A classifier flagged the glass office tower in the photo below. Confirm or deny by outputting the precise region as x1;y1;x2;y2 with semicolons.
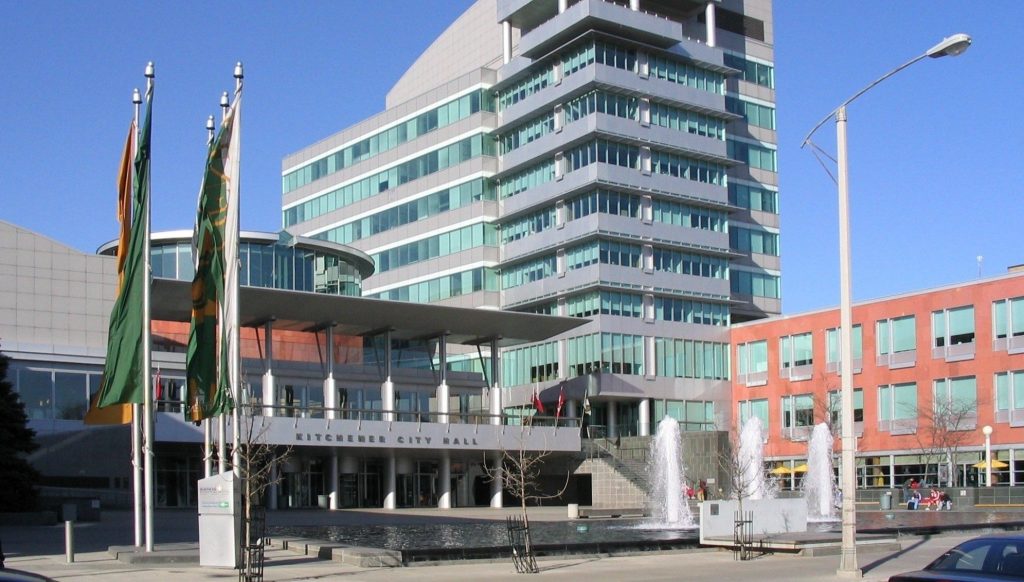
283;0;778;437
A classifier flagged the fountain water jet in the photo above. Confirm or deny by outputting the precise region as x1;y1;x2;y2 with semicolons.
803;422;838;521
645;417;694;528
738;416;774;500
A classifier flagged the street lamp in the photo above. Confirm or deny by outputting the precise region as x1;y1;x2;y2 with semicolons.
801;33;971;578
983;425;993;487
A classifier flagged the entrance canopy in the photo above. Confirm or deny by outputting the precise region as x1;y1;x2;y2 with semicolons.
151;278;586;348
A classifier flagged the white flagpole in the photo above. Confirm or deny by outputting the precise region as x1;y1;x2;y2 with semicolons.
141;61;155;553
217;91;229;475
130;87;143;549
203;114;215;480
227;63;243;476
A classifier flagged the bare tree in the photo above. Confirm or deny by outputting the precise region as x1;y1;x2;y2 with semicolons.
235;402;292;582
483;427;569;574
913;396;981;487
718;434;762;560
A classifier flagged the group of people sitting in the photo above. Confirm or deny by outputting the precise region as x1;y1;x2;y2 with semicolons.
907;486;953;510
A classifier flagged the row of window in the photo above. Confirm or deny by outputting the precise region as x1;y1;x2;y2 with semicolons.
648;53;725;95
650;149;728;186
151;241;363;296
498;112;554;154
372;223;497;274
655;296;730;326
500;188;728;247
737;298;1024;379
654;399;716;432
730;269;781;299
723;53;774;88
499;160;555;199
729;225;779;256
567;138;640;172
729;181;778;214
566;290;643;318
284;134;495;226
314;178;495;246
649;100;727;140
366;267;498;303
567;240;643;271
652;248;728;279
727;139;777;172
742;370;1024;434
653;338;731;380
725;96;776;130
282;90;493;194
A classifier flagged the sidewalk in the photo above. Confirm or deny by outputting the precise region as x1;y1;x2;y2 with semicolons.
0;508;1003;582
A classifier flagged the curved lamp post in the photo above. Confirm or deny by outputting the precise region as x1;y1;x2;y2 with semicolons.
801;33;971;578
983;425;993;487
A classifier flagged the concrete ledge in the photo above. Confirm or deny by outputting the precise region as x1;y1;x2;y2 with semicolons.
274;537;402;567
579;507;646;519
108;543;200;564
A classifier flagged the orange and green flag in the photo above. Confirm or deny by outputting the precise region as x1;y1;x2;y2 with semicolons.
185;101;238;422
91;87;151;413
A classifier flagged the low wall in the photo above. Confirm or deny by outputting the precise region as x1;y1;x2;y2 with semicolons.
699;498;807;542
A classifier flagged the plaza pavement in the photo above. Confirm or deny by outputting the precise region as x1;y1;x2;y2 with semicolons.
0;507;1015;581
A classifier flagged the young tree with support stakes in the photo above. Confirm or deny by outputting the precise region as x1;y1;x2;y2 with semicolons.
235;397;292;582
483;426;569;574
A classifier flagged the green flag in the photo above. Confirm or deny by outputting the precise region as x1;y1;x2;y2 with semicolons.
186;103;238;422
96;90;152;408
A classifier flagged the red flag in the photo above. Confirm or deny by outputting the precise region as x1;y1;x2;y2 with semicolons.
532;389;545;414
154;368;162;401
556;385;566;420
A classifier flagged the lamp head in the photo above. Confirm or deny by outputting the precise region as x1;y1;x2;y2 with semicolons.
983;425;993;436
927;33;972;58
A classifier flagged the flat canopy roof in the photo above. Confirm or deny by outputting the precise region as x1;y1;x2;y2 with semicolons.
152;278;586;348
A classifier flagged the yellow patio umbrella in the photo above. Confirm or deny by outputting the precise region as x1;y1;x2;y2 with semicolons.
793;464;809;473
973;459;1009;469
769;466;792;475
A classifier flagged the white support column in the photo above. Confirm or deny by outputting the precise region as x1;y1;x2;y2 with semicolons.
502;21;512;64
437;334;450;423
438;451;452;509
325;324;338;420
558;0;568;12
1011;449;1017;487
607;400;618;439
384;454;397;509
490;453;504;508
262;320;275;417
382;330;395;422
329;451;339;510
630;0;639;11
638;398;651;437
705;2;717;47
490;339;502;426
566;399;578;420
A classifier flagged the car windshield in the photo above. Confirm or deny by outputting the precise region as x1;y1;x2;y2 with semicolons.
928;538;1024;577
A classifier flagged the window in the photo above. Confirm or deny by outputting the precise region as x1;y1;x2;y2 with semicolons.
828;389;864;427
736;340;768;385
876;315;916;367
567;333;645;376
994;370;1024;426
779;332;813;378
738;398;769;430
730;269;781;299
933;377;977;430
781;394;814;430
826;325;863;373
656;399;716;432
932;306;975;360
728;182;778;214
654;338;729;380
993;297;1024;352
878;382;918;434
502;341;559;387
730;226;780;256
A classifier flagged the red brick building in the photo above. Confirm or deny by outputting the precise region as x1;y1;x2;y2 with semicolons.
730;270;1024;489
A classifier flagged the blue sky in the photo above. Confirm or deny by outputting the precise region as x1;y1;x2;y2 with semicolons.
1;1;1019;314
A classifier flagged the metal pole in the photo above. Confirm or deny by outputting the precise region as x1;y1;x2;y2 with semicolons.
65;520;75;563
131;86;143;548
218;90;229;476
142;61;155;553
204;114;215;480
836;105;861;577
230;63;244;477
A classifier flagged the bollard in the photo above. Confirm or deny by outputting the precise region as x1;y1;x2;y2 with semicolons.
65;520;75;563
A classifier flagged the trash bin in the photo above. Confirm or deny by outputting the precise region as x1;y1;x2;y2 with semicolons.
880;491;892;510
